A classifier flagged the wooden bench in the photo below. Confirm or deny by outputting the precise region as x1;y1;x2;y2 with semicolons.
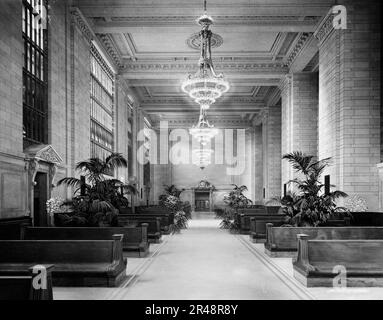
249;215;287;243
23;226;150;257
265;224;383;257
293;234;383;287
0;217;32;240
238;207;282;233
0;236;127;287
0;265;54;300
130;212;174;234
120;206;174;234
118;215;162;243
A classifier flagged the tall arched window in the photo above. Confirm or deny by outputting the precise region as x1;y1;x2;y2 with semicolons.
22;0;48;147
90;44;115;164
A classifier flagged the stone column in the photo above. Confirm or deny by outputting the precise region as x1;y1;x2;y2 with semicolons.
253;125;263;203
262;105;282;202
280;73;319;186
314;0;381;210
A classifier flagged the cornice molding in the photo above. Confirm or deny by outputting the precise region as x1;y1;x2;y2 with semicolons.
152;117;254;129
120;62;288;73
90;44;115;78
140;96;265;106
99;15;320;27
252;108;269;126
98;34;124;68
70;7;94;44
265;87;281;107
285;32;312;67
70;7;119;73
313;8;335;45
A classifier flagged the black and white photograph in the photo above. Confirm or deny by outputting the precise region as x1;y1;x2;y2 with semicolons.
0;0;382;308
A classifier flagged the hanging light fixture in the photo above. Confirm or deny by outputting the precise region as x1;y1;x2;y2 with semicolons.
181;0;229;109
192;147;213;170
189;107;219;146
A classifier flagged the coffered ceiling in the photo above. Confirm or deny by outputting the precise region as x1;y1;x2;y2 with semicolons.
75;0;332;126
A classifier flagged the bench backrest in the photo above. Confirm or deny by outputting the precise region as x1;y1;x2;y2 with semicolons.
0;217;32;240
296;235;383;271
250;215;287;234
118;216;161;233
0;265;53;300
122;213;174;226
240;207;267;215
136;206;171;214
266;224;383;250
265;206;281;214
0;237;123;264
24;226;147;244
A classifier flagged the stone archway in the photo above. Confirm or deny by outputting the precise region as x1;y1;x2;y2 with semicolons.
24;145;63;226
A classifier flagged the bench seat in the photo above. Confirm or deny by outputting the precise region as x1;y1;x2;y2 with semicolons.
23;226;150;258
293;236;383;287
249;215;287;243
0;265;54;300
0;237;127;287
118;216;162;243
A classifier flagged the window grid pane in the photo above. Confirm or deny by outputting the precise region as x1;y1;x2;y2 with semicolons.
22;0;48;146
90;45;115;162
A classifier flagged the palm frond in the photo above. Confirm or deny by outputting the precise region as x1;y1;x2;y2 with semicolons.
57;177;86;188
282;151;314;175
104;153;128;172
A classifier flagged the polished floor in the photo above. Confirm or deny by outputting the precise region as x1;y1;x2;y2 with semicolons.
54;213;383;300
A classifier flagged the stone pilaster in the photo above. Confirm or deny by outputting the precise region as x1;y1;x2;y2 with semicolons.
315;0;381;210
262;106;282;202
280;73;319;186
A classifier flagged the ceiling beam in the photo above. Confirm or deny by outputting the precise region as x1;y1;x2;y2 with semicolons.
125;79;281;87
121;71;287;80
77;1;333;18
93;23;317;34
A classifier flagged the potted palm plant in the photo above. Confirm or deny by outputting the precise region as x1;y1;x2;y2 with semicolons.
280;151;350;227
56;153;130;227
219;184;253;232
159;184;189;234
264;152;352;256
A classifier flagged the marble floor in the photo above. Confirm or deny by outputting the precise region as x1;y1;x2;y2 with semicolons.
54;214;383;300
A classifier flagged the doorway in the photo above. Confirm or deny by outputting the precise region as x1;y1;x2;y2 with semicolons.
195;191;210;211
33;172;48;226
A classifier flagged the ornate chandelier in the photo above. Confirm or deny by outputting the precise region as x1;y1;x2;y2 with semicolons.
181;0;229;109
192;147;213;170
189;107;218;146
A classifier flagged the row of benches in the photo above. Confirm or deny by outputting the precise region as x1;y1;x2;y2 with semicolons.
263;224;383;287
0;209;176;299
237;208;350;236
237;208;383;287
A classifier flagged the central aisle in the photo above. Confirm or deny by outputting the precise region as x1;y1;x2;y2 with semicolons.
114;216;309;300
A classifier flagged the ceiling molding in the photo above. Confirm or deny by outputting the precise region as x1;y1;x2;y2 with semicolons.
313;8;335;45
97;34;124;68
264;87;281;107
70;7;119;73
186;32;224;50
284;32;312;67
120;61;288;75
70;7;94;43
